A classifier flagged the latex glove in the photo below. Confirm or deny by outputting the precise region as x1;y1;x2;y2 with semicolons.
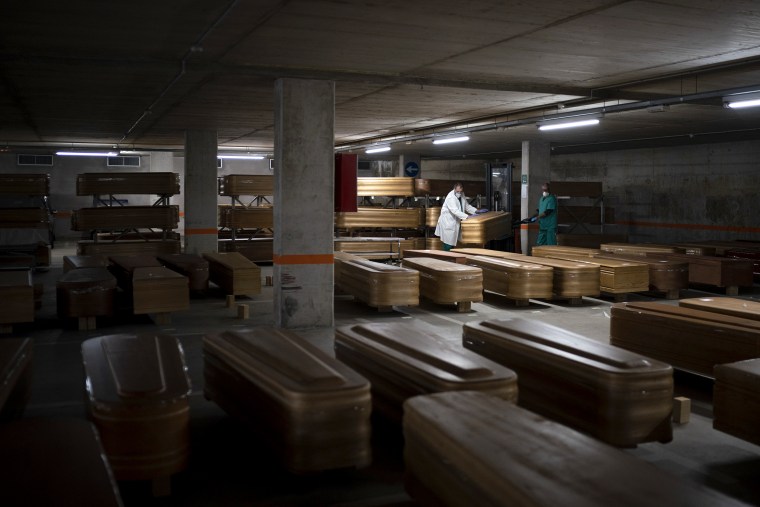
477;208;489;214
461;215;468;221
529;215;537;223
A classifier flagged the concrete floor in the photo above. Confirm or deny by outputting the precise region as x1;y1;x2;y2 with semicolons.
12;242;760;506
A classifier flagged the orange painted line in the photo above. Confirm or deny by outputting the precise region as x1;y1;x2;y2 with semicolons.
617;221;760;234
185;228;219;235
519;223;539;230
273;254;334;265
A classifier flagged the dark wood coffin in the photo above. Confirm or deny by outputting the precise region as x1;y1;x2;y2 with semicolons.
0;173;49;195
463;318;673;447
63;254;108;273
132;267;189;315
596;252;689;294
218;238;274;263
71;205;179;231
77;239;181;257
714;358;760;447
0;270;34;326
157;253;209;292
646;252;753;290
56;267;117;319
219;174;273;196
202;252;261;296
76;172;179;196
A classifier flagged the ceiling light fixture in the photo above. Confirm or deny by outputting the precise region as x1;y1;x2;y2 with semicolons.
432;135;469;145
217;154;265;160
56;151;119;157
723;91;760;109
537;114;601;131
365;146;391;154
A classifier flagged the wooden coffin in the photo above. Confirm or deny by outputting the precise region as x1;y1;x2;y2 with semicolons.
463;318;673;447
0;270;34;326
108;254;162;291
557;233;629;248
714;358;760;447
646;252;754;290
0;253;35;270
218;206;273;229
82;333;191;484
600;242;679;256
334;254;419;308
0;418;123;507
532;250;649;294
334;207;423;229
682;240;760;256
219;174;273;196
202;252;262;296
454;248;600;298
219;238;273;263
71;205;179;231
725;248;760;281
157;253;209;292
401;257;483;306
402;249;468;264
413;178;487;197
463;254;553;300
610;301;760;377
426;237;443;250
132;267;189;315
459;211;511;244
0;173;50;195
56;267;117;319
77;239;181;257
357;176;415;196
403;391;745;507
76;172;180;196
203;328;372;472
425;206;440;227
596;253;688;295
63;254;108;273
335;322;517;422
532;245;601;257
0;207;50;228
679;296;760;321
0;338;33;421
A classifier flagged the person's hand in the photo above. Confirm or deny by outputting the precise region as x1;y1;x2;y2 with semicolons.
477;208;489;214
529;215;537;223
461;215;468;220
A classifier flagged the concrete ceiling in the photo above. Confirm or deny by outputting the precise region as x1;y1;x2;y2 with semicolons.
2;0;760;159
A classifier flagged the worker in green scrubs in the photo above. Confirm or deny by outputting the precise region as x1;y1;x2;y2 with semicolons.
535;182;557;246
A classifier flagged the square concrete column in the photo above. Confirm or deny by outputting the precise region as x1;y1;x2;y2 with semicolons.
184;130;218;255
274;78;335;328
520;140;551;254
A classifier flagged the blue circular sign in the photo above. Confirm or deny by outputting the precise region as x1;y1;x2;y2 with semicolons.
404;161;420;177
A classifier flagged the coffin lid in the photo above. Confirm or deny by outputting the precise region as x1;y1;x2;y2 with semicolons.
0;338;32;388
715;358;760;387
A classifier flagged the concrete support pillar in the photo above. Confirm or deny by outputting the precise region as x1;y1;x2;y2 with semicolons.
183;130;218;255
520;140;551;254
398;153;421;178
273;78;335;328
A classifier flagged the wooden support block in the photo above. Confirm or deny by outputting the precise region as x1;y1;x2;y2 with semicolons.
673;397;691;424
456;301;471;313
726;286;739;296
514;299;530;307
666;289;680;300
151;475;172;497
568;297;583;306
0;325;12;334
237;304;249;319
153;313;171;326
226;294;236;308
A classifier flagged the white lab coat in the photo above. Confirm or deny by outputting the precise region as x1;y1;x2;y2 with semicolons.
434;190;477;246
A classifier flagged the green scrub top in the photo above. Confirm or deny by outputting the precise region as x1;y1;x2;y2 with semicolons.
538;193;557;230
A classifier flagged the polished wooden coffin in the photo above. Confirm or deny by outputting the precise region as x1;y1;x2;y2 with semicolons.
462;254;553;301
646;252;754;291
157;253;209;292
403;391;745;507
335;322;517;422
402;249;468;264
425;206;441;227
532;245;601;257
77;239;181;256
426;237;443;250
596;252;689;295
610;301;760;376
219;238;273;263
600;242;679;256
203;328;372;472
0;418;123;507
63;254;108;273
334;253;419;308
413;178;487;197
335;207;423;229
0;270;34;326
0;173;50;195
533;249;649;294
219;174;273;196
725;248;760;281
463;318;673;447
714;358;760;447
76;172;180;195
132;267;189;315
679;296;760;321
72;205;179;231
401;257;483;306
202;252;261;296
218;206;273;229
357;176;415;196
82;333;191;486
56;267;117;319
459;211;511;244
0;338;33;421
0;207;50;228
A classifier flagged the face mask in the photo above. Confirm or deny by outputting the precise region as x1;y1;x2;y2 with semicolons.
542;191;548;197
455;192;462;197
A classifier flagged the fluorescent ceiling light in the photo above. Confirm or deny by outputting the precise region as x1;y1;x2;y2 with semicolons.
365;146;391;154
217;154;265;159
56;151;119;157
432;136;469;145
119;150;145;155
724;91;760;109
538;116;600;131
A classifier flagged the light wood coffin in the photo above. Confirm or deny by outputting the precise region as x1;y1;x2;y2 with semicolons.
334;253;419;308
532;245;601;257
357;176;415;196
714;358;760;447
413;179;487;197
203;328;372;472
71;205;179;231
0;338;33;421
532;249;649;294
403;391;746;507
426;237;443;250
108;254;163;291
76;172;180;196
82;333;191;482
646;252;754;289
600;242;679;256
219;174;273;196
425;207;441;227
596;253;689;293
132;267;189;315
0;270;34;325
401;257;482;305
459;211;511;244
157;253;209;292
63;254;108;273
202;252;261;296
77;239;181;257
402;249;469;264
0;208;50;228
56;267;117;319
0;173;50;195
218;206;273;229
335;322;517;423
334;237;419;259
610;301;760;377
462;255;553;300
463;318;673;447
335;207;423;229
679;296;760;321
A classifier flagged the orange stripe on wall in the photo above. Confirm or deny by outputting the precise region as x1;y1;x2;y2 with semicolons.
617;221;760;234
519;223;538;230
273;254;334;265
185;228;219;235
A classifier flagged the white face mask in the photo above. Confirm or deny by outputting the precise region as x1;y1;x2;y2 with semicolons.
455;191;462;197
542;191;548;197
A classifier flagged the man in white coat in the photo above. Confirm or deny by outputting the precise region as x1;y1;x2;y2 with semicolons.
434;182;479;251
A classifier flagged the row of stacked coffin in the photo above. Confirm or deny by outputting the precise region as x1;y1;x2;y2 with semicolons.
6;300;759;504
0;174;54;268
